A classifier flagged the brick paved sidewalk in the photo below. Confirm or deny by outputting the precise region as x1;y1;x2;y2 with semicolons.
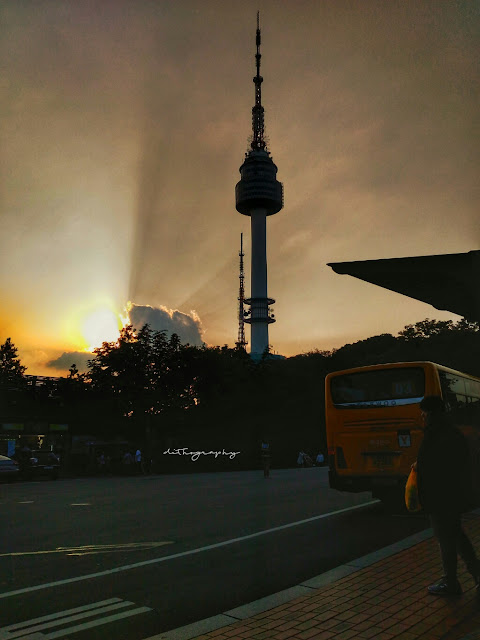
159;512;480;640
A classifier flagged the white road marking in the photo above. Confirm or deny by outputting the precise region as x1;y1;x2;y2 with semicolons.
44;607;152;639
70;503;91;506
0;500;378;600
1;599;122;631
0;542;174;558
0;598;152;640
1;601;134;638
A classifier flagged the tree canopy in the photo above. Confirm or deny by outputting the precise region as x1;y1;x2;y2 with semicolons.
0;337;26;386
2;318;479;464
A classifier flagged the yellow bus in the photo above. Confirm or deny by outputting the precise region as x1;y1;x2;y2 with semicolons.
325;361;480;506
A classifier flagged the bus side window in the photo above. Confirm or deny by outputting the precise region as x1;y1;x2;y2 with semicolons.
466;378;480;400
454;393;468;422
439;371;459;413
466;379;480;427
440;371;480;425
464;397;480;424
469;397;480;424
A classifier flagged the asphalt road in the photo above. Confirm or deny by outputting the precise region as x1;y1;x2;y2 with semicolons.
0;468;429;639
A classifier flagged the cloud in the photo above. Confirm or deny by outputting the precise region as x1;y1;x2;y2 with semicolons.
46;351;92;373
128;303;204;347
44;303;204;374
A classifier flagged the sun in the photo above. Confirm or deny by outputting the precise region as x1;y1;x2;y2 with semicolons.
82;308;122;351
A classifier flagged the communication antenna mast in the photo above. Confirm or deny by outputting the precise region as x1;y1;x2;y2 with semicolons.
251;10;266;151
236;233;248;350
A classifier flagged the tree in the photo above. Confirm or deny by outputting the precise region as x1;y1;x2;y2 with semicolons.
331;333;398;369
86;324;202;427
0;337;26;386
395;318;480;375
68;363;79;379
398;318;454;341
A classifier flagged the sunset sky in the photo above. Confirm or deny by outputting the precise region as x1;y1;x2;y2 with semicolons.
1;0;478;375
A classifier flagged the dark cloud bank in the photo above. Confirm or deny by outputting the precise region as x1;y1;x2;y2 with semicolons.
47;351;92;373
128;303;204;347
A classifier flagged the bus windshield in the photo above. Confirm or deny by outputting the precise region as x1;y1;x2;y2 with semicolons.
330;367;425;408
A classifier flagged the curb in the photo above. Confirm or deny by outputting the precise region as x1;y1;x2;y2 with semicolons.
145;527;434;640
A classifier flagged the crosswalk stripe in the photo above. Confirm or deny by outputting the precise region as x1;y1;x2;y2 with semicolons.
1;599;122;632
11;635;45;639
44;607;152;639
3;601;135;638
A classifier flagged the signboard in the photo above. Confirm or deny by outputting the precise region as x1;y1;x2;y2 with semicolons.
50;424;69;432
2;423;24;431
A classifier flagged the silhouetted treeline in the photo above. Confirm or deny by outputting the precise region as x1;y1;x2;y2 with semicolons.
1;318;479;471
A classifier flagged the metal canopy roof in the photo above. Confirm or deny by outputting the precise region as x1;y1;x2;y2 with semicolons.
328;250;480;322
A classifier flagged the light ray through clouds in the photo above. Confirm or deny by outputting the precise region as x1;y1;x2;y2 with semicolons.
0;1;477;374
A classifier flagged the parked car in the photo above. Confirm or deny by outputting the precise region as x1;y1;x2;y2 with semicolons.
25;450;60;480
0;454;20;481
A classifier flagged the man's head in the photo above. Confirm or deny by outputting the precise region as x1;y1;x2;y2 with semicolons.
420;395;446;428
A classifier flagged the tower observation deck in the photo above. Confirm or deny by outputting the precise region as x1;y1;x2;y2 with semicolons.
235;13;284;357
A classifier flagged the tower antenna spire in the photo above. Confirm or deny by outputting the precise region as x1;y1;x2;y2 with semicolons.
251;10;266;151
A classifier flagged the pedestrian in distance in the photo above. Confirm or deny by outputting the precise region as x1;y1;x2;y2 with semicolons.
96;451;106;474
135;448;143;474
414;395;480;595
315;452;325;466
122;450;133;475
261;438;271;479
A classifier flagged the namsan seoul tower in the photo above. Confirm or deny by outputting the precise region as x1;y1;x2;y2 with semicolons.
235;13;284;358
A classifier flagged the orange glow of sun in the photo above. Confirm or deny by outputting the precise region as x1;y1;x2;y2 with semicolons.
82;308;123;351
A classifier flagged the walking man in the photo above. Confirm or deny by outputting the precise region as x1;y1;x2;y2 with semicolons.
416;395;479;595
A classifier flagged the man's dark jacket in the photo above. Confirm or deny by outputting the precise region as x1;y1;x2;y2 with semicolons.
417;413;472;514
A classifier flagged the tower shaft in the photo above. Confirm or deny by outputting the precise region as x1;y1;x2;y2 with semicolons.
251;210;267;300
249;209;271;355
